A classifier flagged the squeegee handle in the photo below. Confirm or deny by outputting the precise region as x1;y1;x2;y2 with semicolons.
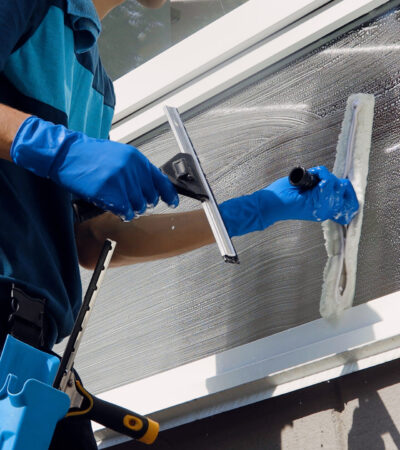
289;167;320;189
73;154;209;223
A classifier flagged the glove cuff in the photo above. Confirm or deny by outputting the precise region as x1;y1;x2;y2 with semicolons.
10;116;76;180
219;193;266;238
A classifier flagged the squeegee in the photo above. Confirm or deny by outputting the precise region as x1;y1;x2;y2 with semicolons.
73;106;238;264
161;106;238;264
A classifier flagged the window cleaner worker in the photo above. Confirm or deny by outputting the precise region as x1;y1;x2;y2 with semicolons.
0;0;359;447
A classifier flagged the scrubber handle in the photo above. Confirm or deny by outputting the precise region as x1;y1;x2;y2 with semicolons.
289;167;319;189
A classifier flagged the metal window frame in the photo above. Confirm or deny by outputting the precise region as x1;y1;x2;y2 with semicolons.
97;0;398;446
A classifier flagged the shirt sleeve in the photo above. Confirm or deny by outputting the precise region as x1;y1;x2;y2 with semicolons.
0;0;40;71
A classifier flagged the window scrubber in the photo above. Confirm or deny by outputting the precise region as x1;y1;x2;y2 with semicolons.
320;93;375;318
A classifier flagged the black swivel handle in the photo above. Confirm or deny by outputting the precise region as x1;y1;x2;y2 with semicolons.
289;167;320;189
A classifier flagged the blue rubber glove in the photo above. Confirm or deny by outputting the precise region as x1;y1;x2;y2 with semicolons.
10;116;179;220
219;166;359;237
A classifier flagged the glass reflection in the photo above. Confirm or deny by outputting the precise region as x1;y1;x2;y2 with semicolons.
99;0;249;80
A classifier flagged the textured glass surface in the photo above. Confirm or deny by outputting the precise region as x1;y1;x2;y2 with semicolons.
70;7;400;394
99;0;249;80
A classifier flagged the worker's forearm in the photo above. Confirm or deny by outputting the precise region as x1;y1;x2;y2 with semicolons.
75;210;215;269
136;0;167;8
0;103;30;161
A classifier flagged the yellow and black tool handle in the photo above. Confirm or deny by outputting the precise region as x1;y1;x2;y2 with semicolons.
89;395;159;444
68;380;159;444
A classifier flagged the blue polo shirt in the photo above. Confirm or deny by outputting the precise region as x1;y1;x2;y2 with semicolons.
0;0;115;347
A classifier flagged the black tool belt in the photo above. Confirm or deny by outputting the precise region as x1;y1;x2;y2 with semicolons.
7;284;47;349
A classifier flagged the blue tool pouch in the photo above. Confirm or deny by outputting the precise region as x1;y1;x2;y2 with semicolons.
0;335;70;450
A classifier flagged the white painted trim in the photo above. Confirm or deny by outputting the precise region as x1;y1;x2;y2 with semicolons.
94;291;400;446
112;0;331;122
110;0;390;143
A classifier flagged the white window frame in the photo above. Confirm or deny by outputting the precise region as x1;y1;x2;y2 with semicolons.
97;0;398;446
96;291;400;448
110;0;392;143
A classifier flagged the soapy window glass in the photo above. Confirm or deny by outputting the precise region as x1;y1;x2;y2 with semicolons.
98;0;249;80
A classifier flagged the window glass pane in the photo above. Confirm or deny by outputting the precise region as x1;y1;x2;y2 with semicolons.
98;0;249;80
70;6;400;395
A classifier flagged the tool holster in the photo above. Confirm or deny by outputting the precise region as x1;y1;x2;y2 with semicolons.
8;285;47;349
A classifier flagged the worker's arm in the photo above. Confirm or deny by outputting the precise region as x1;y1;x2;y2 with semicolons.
0;103;212;269
75;210;214;269
75;165;359;269
93;0;167;20
3;109;358;270
136;0;167;8
0;104;30;161
9;115;180;220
